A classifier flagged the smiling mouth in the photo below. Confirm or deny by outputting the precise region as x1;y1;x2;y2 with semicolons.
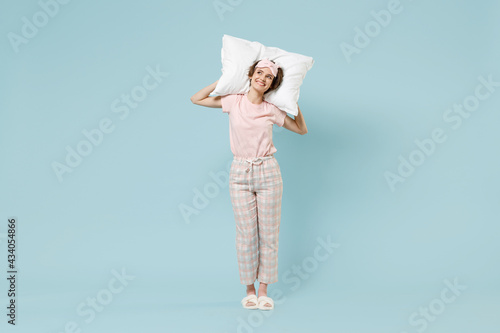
256;81;265;86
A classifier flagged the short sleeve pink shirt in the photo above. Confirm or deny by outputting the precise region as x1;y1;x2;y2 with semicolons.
221;93;287;159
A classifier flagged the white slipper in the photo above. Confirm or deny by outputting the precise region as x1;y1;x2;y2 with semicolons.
257;296;274;310
241;294;258;309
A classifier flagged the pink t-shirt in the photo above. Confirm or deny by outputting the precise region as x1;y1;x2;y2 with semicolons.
221;93;287;159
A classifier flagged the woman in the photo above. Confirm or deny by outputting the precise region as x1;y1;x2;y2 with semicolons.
190;58;308;310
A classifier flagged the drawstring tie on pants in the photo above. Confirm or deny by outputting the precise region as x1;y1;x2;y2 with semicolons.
244;156;274;173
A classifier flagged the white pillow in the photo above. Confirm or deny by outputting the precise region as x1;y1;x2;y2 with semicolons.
210;34;314;116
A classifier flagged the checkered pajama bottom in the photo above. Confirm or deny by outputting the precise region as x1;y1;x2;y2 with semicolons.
229;155;283;285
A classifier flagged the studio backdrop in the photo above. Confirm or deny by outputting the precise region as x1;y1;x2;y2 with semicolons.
1;0;499;332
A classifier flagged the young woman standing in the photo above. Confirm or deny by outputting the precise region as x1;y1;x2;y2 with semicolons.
191;58;308;310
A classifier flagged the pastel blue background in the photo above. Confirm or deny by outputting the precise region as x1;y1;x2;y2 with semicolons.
1;0;499;332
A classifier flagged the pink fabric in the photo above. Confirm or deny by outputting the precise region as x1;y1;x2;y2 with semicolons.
255;58;280;77
222;93;287;159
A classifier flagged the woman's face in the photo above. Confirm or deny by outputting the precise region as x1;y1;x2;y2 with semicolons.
249;67;275;93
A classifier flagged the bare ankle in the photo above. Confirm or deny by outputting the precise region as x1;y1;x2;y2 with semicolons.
258;282;268;296
246;284;256;295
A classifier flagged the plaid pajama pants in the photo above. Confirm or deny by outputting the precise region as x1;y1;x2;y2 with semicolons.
229;155;283;285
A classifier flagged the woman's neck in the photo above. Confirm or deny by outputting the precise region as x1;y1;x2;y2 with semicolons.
246;88;264;105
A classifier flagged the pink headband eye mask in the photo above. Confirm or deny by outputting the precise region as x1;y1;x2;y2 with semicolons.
255;58;280;78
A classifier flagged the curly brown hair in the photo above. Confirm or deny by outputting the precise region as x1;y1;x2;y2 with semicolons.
247;59;284;94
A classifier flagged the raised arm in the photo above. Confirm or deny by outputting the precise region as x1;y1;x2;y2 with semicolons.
190;80;222;108
283;104;308;135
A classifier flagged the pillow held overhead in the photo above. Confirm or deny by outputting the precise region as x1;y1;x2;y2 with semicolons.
211;34;314;116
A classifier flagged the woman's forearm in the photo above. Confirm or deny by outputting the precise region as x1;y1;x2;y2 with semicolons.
190;80;219;103
294;105;308;134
